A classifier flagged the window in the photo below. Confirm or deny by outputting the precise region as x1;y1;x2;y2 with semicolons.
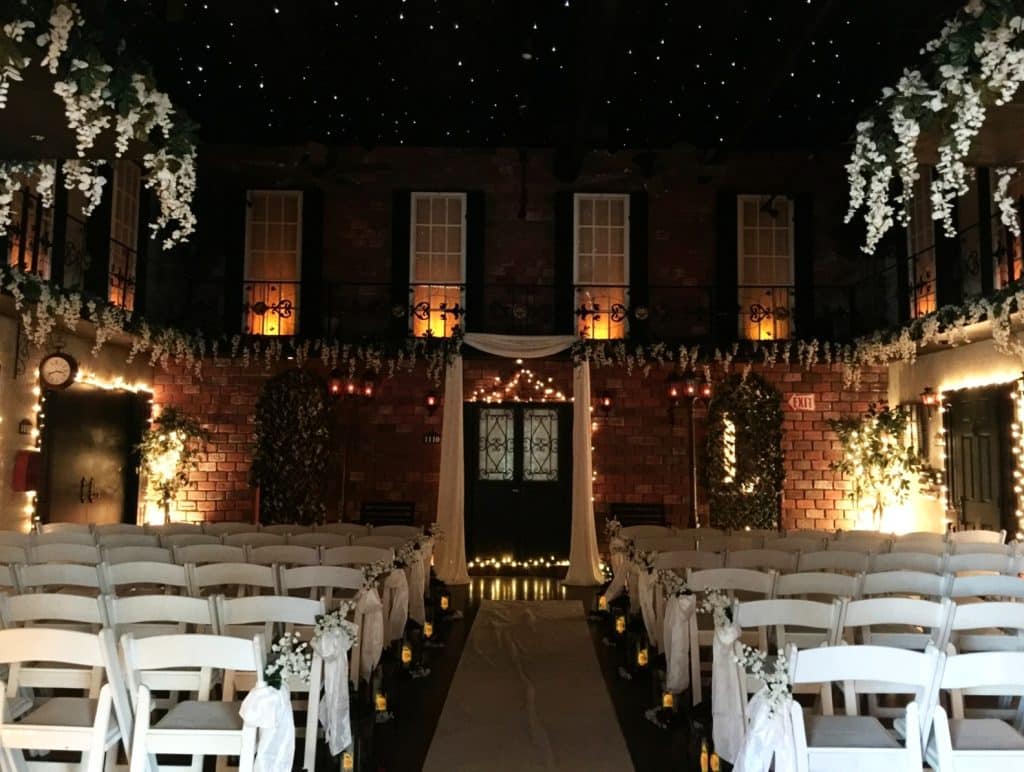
574;194;629;339
737;194;794;340
907;172;936;317
993;171;1024;289
7;187;53;280
410;192;465;338
109;160;141;310
243;190;303;336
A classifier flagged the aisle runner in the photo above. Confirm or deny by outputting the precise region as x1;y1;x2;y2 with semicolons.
424;600;633;772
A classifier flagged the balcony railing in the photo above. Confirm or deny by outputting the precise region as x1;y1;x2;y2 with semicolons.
409;283;465;338
242;280;300;336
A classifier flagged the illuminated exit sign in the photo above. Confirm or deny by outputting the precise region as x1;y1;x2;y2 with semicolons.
787;393;816;411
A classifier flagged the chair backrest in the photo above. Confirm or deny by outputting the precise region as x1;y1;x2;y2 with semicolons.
96;533;160;548
632;535;697;553
289;532;350;549
246;545;320;566
949;541;1011;555
16;562;103;594
723;533;757;551
32;530;96;546
38;522;92;535
29;542;101;564
102;545;174;565
695;531;728;553
279;565;364;599
938;651;1024;720
321;545;395;566
215;595;324;639
619;525;674;540
106;594;216;637
223;532;286;548
949;528;1005;545
860;570;948;599
261;524;308;535
189;562;278;597
371;525;423;538
773;571;861;600
834;531;892;553
686;567;777;597
948;601;1024;653
0;564;19;593
892;534;947;555
145;523;204;536
160;533;221;548
734;597;843;649
173;543;246;565
0;592;105;628
870;551;944;574
0;545;28;565
763;536;829;553
315;522;371;538
948;573;1024;600
725;548;798;573
202;521;258;536
353;535;410;550
100;561;190;595
0;530;31;548
797;550;870;574
945;552;1012;574
842;596;952;649
94;523;145;536
652;549;724;571
121;632;264;702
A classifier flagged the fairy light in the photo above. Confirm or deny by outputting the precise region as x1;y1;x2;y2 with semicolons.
1012;376;1024;538
935;391;950;512
468;365;566;403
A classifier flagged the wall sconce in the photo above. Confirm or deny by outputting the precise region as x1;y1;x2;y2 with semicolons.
921;386;939;411
425;390;439;416
667;372;682;405
362;373;376;399
18;419;33;436
682;372;699;398
597;390;614;417
327;369;344;398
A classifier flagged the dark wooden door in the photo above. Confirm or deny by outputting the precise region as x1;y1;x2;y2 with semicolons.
465;403;572;560
39;385;146;526
947;385;1013;532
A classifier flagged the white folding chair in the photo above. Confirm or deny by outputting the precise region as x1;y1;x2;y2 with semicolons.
315;522;370;539
763;536;829;553
96;533;160;549
101;560;191;596
29;543;101;565
260;524;306;536
725;548;798;573
160;533;221;549
246;544;320;566
835;531;892;554
202;521;258;536
632;535;698;553
102;545;174;565
38;522;93;536
371;525;423;538
0;531;31;548
950;541;1012;555
188;562;279;598
106;594;217;639
0;628;132;772
0;565;20;594
695;530;728;553
173;544;246;565
121;632;264;772
949;529;1006;546
787;643;941;772
774;572;862;601
722;532;757;551
733;597;844;681
947;602;1024;672
144;523;203;536
289;532;350;549
948;573;1024;602
870;551;945;574
653;550;724;572
861;570;948;599
32;530;97;546
321;545;395;567
0;545;28;565
0;592;106;632
927;651;1024;770
798;550;870;575
353;535;409;550
619;525;674;540
94;524;145;536
892;534;947;555
945;552;1013;575
222;532;286;548
16;562;103;595
279;565;364;604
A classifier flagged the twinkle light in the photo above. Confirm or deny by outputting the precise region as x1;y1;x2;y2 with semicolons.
468;365;566;403
1012;376;1024;539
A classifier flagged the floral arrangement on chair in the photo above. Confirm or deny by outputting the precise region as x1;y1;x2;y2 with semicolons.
733;644;792;717
699;587;733;629
264;632;312;690
314;602;360;649
657;568;691;597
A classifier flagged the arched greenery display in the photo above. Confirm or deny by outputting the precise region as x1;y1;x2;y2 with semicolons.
704;373;785;530
251;369;329;524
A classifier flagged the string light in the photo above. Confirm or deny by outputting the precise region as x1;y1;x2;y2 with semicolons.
468;364;566;403
1012;376;1024;539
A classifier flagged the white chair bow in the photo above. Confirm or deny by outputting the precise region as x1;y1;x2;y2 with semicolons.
712;622;745;763
637;569;659;648
405;556;426;626
239;684;295;772
663;594;697;693
354;588;384;684
311;629;354;756
384;568;410;642
733;686;798;772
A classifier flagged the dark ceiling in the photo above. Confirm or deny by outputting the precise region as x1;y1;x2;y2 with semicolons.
98;0;962;151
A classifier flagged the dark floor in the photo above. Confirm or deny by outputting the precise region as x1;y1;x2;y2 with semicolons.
371;576;700;772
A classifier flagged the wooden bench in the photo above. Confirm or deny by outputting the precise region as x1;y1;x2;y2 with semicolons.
608;502;666;527
359;501;415;526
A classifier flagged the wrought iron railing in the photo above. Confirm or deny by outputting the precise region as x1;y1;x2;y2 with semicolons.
242;280;300;336
408;282;465;338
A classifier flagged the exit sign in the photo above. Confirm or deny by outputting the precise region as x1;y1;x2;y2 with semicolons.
788;393;816;411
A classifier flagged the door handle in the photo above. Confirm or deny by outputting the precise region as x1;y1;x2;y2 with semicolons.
79;477;87;504
86;478;95;503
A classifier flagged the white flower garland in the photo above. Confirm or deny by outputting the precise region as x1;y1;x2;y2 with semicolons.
37;1;79;75
265;631;312;688
733;644;792;717
1;19;34;109
61;158;105;216
994;166;1021;236
699;587;732;630
313;601;360;650
657;568;690;599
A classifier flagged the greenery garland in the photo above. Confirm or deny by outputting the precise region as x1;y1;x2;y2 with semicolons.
704;373;785;530
251;369;329;525
136;406;209;523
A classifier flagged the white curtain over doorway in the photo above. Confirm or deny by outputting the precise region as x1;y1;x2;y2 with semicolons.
432;333;603;586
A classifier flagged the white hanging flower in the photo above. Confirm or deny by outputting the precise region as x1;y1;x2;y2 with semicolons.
994;166;1021;237
143;146;197;249
39;2;81;75
61;159;106;216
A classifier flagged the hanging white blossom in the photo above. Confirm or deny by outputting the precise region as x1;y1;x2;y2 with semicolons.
62;159;106;216
37;1;80;75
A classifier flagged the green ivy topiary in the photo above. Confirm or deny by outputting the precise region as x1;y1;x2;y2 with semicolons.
704;373;785;530
251;369;329;525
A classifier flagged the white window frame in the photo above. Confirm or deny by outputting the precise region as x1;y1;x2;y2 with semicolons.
408;192;467;337
109;159;141;309
572;193;631;287
736;194;795;288
242;189;304;336
905;173;936;318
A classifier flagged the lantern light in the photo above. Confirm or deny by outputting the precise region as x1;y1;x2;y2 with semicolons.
425;390;439;416
921;386;939;408
598;390;613;417
327;369;344;397
362;373;376;399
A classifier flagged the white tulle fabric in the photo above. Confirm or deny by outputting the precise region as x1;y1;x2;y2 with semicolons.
384;569;410;642
239;684;294;772
663;594;697;693
604;560;628;603
637;570;659;647
712;622;746;763
733;688;797;772
405;556;426;626
353;588;384;685
312;629;355;756
434;356;469;584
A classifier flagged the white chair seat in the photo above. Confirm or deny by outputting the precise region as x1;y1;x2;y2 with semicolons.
945;718;1024;751
21;696;104;729
11;697;119;751
154;699;244;731
805;715;901;749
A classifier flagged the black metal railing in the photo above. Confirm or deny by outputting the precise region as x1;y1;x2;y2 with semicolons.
242;280;300;336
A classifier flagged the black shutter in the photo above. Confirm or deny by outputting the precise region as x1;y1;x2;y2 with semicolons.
793;194;814;338
132;188;153;316
553;191;574;335
299;188;325;338
84;163;113;300
50;162;68;286
222;187;247;334
935;200;962;307
977;167;995;296
895;226;911;326
391;190;412;337
714;191;738;344
465;191;485;333
628;191;649;340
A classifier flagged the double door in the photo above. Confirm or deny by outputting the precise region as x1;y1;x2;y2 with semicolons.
464;403;572;561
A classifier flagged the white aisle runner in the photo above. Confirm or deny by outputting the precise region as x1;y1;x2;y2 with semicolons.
424;600;634;771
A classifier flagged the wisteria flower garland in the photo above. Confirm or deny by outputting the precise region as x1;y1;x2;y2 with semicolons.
313;602;360;650
699;587;732;630
657;568;690;598
264;631;312;690
994;166;1021;235
733;644;792;717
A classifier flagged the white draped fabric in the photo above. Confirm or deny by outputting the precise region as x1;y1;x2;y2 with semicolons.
405;556;426;625
733;688;798;772
637;570;659;647
311;630;354;757
433;333;602;586
239;684;295;772
384;569;410;642
663;594;696;693
350;588;384;685
712;622;746;763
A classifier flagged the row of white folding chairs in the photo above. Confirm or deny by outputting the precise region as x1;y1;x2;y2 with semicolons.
0;540;411;567
34;520;423;538
782;642;1024;770
644;546;1024;575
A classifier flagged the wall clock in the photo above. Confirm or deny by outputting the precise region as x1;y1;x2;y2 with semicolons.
39;352;78;390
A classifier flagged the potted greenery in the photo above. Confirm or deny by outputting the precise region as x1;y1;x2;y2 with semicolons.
137;406;210;524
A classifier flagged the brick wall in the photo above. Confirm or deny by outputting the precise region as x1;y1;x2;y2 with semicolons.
152;357;887;532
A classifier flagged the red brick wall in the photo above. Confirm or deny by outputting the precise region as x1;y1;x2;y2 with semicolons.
153;357;887;532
